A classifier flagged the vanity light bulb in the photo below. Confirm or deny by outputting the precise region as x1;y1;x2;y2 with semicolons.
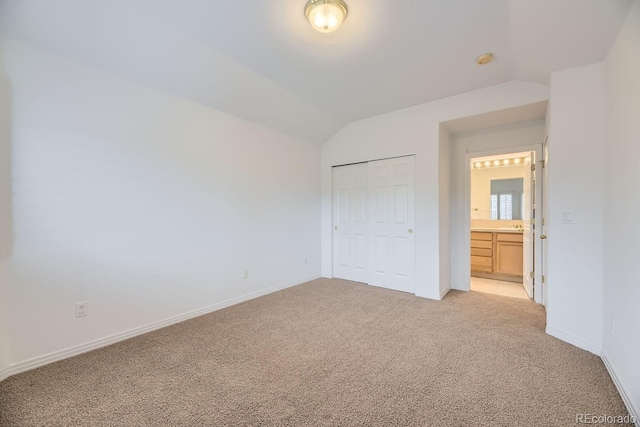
474;162;482;168
503;159;510;165
514;158;521;164
525;157;530;163
493;160;500;166
484;161;491;167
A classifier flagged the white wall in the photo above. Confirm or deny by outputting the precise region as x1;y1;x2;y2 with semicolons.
602;0;640;419
321;81;549;299
0;39;321;374
449;121;545;290
546;63;605;355
0;48;11;372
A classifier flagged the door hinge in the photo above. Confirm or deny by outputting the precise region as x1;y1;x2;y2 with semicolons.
542;275;546;284
540;160;545;169
531;163;536;171
530;218;535;225
542;218;545;226
530;271;534;279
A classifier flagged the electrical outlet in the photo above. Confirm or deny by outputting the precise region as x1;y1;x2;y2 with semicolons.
243;268;249;279
76;302;88;318
610;316;615;334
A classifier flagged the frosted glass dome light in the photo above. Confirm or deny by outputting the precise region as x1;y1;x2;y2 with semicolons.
305;0;348;33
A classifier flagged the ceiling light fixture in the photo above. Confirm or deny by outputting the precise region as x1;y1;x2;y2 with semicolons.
305;0;348;33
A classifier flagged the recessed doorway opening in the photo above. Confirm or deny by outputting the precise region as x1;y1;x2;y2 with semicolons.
467;148;542;302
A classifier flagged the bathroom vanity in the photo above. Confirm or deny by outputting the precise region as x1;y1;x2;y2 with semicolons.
471;229;523;282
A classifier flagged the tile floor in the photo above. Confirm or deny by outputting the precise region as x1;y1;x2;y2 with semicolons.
470;276;531;300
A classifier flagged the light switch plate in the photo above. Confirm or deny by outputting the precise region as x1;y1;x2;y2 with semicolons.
561;211;575;224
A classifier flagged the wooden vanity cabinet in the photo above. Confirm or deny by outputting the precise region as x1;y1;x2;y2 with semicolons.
471;231;523;281
470;232;493;273
494;233;523;277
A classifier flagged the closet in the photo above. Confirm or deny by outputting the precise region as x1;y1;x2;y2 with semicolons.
332;156;415;293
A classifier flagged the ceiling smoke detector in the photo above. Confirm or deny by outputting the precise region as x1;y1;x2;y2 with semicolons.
476;53;493;65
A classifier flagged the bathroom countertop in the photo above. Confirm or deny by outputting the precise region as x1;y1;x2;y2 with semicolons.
470;228;523;233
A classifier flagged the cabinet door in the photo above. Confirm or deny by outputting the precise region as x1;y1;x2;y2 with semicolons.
495;242;523;276
471;256;492;273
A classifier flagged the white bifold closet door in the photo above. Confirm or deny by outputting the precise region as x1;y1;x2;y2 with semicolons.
332;156;415;293
367;157;415;293
332;162;368;283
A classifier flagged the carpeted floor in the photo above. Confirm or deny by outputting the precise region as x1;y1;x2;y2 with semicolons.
0;278;632;426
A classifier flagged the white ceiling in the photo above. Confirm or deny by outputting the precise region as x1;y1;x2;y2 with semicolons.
0;0;633;143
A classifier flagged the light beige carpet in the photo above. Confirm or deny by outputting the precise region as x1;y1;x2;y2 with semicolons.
0;278;631;426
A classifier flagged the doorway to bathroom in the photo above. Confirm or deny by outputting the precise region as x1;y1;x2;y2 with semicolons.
467;147;543;302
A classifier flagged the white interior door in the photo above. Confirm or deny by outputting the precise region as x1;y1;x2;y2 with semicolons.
367;156;415;293
332;163;368;282
522;154;534;298
541;137;549;306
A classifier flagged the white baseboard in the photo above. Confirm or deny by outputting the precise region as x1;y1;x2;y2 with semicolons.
0;274;320;383
0;353;12;382
440;286;451;299
415;286;451;301
0;366;10;383
415;291;440;300
601;351;640;427
545;326;602;355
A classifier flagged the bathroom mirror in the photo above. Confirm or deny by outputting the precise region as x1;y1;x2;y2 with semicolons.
490;178;524;220
470;167;524;220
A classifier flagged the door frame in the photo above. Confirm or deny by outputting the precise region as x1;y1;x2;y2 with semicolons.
541;134;549;306
464;143;544;303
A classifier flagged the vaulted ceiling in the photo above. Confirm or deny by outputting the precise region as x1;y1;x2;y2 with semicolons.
0;0;633;143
